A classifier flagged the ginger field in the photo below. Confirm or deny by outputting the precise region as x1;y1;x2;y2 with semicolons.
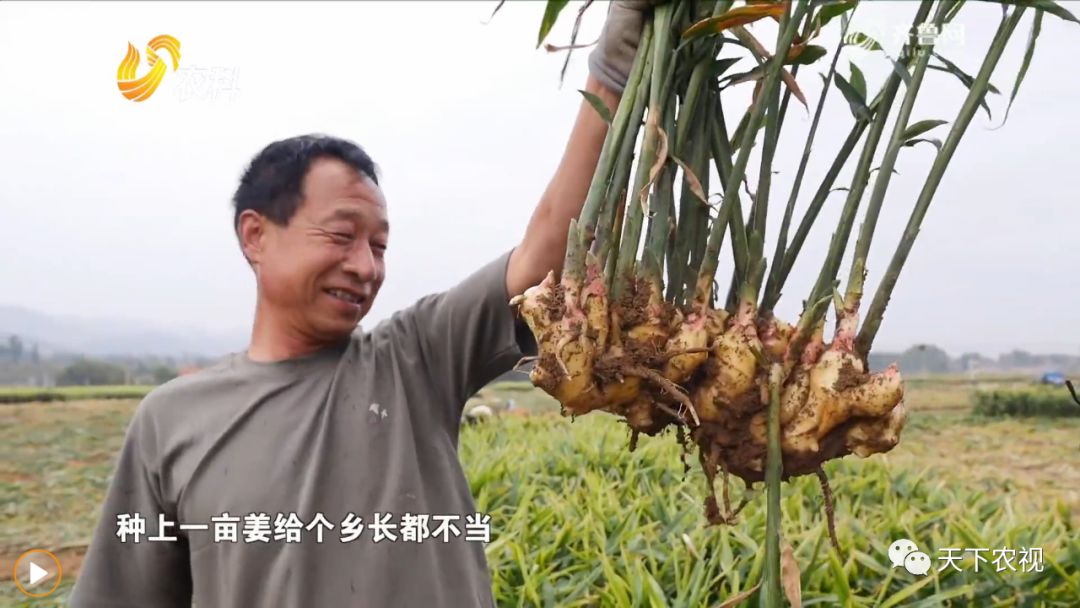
2;380;1078;606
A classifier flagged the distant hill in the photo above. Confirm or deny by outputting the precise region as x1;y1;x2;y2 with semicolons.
0;305;247;358
868;345;1079;375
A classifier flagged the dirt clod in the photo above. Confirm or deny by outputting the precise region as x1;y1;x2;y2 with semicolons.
538;282;566;322
834;358;868;392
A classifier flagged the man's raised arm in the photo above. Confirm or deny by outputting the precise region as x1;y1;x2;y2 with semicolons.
506;1;658;298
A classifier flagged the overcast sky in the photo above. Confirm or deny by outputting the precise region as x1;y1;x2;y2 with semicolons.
1;1;1077;357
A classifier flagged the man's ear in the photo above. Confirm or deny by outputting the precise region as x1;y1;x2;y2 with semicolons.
237;210;267;264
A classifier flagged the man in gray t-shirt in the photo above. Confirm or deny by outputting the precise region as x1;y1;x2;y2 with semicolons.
70;3;658;606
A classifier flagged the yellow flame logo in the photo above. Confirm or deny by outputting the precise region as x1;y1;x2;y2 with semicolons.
117;35;181;102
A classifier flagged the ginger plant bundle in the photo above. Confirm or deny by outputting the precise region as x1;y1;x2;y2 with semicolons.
505;0;1071;604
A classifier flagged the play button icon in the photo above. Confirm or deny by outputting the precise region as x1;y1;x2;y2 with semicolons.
29;561;49;585
13;548;62;597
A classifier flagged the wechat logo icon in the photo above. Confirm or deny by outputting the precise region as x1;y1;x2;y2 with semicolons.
888;538;931;576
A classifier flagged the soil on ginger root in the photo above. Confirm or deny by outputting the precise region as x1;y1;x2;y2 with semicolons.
620;391;679;437
730;379;768;417
592;356;627;387
590;330;665;387
586;325;600;342
834;357;869;392
538;281;566;322
591;302;665;384
692;420;767;483
534;352;562;395
624;337;667;367
698;417;859;485
614;277;650;327
687;374;861;485
614;276;675;330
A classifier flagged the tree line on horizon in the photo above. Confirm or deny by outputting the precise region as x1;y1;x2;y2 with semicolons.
0;333;1077;387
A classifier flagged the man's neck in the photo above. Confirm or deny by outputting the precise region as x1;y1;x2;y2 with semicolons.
247;302;332;362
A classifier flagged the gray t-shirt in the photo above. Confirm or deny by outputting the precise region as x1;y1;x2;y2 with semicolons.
70;250;536;607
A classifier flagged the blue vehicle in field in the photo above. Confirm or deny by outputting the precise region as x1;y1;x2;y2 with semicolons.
1039;371;1066;386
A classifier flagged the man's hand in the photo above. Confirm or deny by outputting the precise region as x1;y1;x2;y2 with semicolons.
588;1;664;95
507;1;662;298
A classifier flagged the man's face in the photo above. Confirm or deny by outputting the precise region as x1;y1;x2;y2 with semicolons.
244;157;389;342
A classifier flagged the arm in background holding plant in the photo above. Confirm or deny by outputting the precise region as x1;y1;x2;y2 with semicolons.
507;2;662;298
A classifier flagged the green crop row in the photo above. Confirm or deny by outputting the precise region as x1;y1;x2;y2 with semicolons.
462;415;1079;606
973;386;1080;418
0;385;153;404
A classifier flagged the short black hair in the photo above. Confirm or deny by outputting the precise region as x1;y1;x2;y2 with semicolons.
232;134;379;232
